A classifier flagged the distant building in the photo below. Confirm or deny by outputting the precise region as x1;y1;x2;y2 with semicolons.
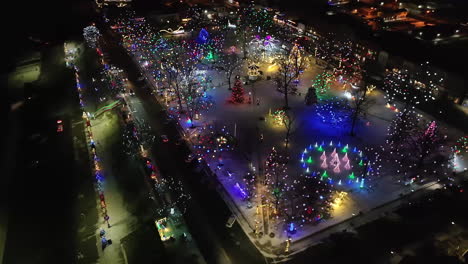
327;0;350;6
148;11;181;25
378;9;408;22
96;0;131;8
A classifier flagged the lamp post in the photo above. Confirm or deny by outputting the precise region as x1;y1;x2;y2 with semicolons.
285;237;291;252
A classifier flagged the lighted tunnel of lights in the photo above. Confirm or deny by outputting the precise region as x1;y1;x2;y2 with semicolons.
299;141;375;189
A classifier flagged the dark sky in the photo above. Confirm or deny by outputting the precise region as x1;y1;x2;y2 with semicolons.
3;0;95;71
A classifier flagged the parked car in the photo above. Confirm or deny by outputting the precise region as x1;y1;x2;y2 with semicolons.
56;120;64;133
185;153;195;163
226;214;236;228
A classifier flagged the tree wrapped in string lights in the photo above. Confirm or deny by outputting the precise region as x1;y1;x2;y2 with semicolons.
453;136;467;156
83;25;100;48
230;76;245;103
284;174;334;228
275;44;308;109
383;120;451;182
452;136;468;172
313;72;333;99
315;98;352;127
193;124;235;160
413;61;444;102
383;66;439;113
264;147;289;213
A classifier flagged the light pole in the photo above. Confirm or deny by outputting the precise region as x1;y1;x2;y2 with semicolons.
285;237;291;253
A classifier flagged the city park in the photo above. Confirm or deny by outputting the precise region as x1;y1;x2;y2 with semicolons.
89;7;467;256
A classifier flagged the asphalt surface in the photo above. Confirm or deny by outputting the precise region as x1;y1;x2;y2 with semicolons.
99;24;266;264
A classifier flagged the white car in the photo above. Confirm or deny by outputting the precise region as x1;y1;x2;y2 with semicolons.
226;214;236;228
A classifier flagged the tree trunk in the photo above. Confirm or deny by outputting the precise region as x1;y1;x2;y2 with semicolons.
284;86;289;109
350;110;358;136
227;73;232;90
283;75;289;109
350;90;367;136
174;83;184;113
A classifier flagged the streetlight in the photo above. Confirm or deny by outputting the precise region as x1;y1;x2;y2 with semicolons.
285;237;291;252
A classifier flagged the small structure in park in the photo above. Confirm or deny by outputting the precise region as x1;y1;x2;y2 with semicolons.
248;64;260;80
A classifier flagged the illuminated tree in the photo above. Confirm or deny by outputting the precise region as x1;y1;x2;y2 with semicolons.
413;61;444;102
161;41;199;114
315;98;351;127
313;72;333;98
230;76;245;103
384;120;451;181
83;25;100;48
453;136;468;156
264;147;289;213
275;44;308;109
383;65;439;114
285;175;333;227
182;77;204;128
243;171;257;201
122;122;140;158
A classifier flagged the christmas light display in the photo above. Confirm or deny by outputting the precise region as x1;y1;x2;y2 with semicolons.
383;119;451;181
383;65;439;112
249;35;280;63
314;98;351;127
193;124;235;160
312;72;333;98
299;141;380;189
264;147;289;213
271;109;286;126
230;76;245;103
284;172;334;226
243;171;257;200
83;25;100;48
386;110;420;146
275;44;308;108
453;136;468;156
